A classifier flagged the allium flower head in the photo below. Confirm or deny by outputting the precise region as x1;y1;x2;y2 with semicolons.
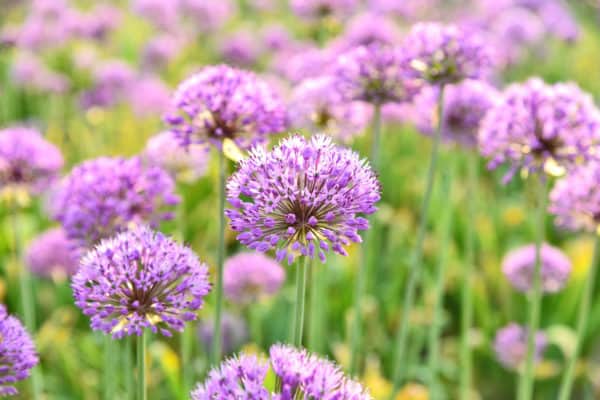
226;135;381;264
494;323;547;370
332;12;401;52
52;157;179;248
72;226;211;338
291;0;358;20
198;312;248;356
180;0;236;33
128;77;171;117
166;65;287;151
335;44;421;105
25;227;80;279
0;305;39;397
502;243;571;293
224;252;285;304
143;132;208;183
478;78;600;183
219;30;262;68
191;344;371;399
404;22;493;85
0;126;63;195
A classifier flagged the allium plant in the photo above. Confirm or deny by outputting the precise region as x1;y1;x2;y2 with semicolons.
494;323;547;371
0;305;39;397
72;225;211;338
223;252;285;304
191;344;371;399
165;65;287;151
143;132;208;183
25;227;80;279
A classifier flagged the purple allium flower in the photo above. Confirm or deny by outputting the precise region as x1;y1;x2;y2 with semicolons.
191;344;371;399
128;77;171;117
223;252;285;304
549;162;600;233
25;227;80;279
0;126;63;195
72;226;211;338
219;30;262;68
180;0;237;33
261;24;294;52
331;12;401;52
478;78;600;183
166;65;287;151
142;34;183;71
290;0;358;20
494;323;547;370
0;305;39;397
52;157;179;248
131;0;180;30
143;132;208;182
272;46;334;83
81;60;136;109
403;22;493;85
289;76;370;143
225;135;381;264
11;52;69;93
413;79;499;147
334;44;421;105
66;5;121;41
502;243;571;293
198;312;248;356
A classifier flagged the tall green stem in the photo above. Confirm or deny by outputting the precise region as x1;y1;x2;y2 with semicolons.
292;257;309;346
459;151;479;399
391;85;445;395
103;336;116;400
308;259;324;352
558;235;600;399
349;104;381;375
137;331;147;400
517;178;549;400
125;338;134;399
427;162;455;398
212;150;226;364
181;326;193;396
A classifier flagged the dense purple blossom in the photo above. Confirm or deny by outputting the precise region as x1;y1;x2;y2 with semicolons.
0;305;39;397
0;126;63;195
52;157;179;248
494;323;547;370
198;312;248;356
502;243;571;293
166;65;287;150
290;0;358;20
478;78;600;183
223;252;285;304
226;135;380;264
191;344;371;399
72;226;211;338
143;132;208;182
25;227;80;279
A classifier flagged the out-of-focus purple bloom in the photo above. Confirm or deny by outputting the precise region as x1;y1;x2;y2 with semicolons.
25;227;80;280
143;132;208;182
331;12;401;53
289;76;371;142
12;0;72;50
131;0;180;30
0;126;63;195
223;252;285;304
81;60;136;109
67;5;121;41
335;44;421;105
142;34;183;71
413;79;499;147
72;226;211;338
166;65;287;151
191;344;371;399
291;0;358;20
219;30;262;68
494;323;547;370
128;77;171;117
502;243;571;293
198;312;248;356
52;157;179;248
366;0;436;20
403;22;493;85
261;25;294;53
226;135;381;264
180;0;237;33
272;45;334;83
0;305;39;397
478;78;600;183
11;52;69;93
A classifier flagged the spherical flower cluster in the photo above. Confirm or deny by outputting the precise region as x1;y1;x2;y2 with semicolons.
331;12;401;52
413;80;499;147
143;132;208;183
0;305;39;397
226;135;381;264
549;162;600;233
502;243;571;293
223;252;285;304
52;157;179;248
165;65;287;151
0;126;63;195
403;22;493;84
289;76;371;143
198;312;248;356
494;323;547;370
290;0;358;20
72;226;211;338
191;344;371;399
25;227;80;279
479;78;600;183
334;44;421;105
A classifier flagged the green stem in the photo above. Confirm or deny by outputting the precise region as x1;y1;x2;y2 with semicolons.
427;162;455;398
391;85;445;395
292;257;309;347
212;149;226;364
459;151;479;399
125;338;134;400
307;259;323;352
137;331;147;400
349;103;382;375
103;336;116;400
557;235;600;399
517;178;549;400
181;326;193;396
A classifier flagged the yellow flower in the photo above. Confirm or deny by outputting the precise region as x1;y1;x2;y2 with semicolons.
502;204;525;227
